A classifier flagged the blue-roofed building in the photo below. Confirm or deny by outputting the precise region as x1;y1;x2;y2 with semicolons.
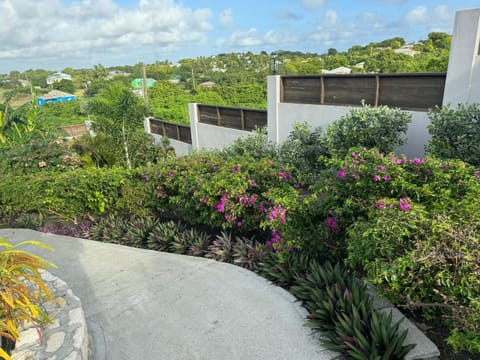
37;90;76;107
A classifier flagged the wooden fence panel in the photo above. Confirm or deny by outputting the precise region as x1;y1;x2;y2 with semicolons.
197;104;267;131
244;110;268;131
281;73;446;110
324;76;376;106
149;118;192;144
198;105;219;125
219;107;243;129
378;75;446;110
282;77;321;104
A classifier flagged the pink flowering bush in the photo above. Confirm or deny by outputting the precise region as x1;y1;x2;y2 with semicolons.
313;147;480;351
144;153;301;255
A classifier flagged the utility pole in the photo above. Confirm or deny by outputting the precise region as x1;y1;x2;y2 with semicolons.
142;63;148;107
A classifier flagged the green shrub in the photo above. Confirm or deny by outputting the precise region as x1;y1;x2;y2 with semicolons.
279;122;328;185
324;104;411;157
0;167;150;221
427;103;480;166
313;148;480;351
223;127;277;159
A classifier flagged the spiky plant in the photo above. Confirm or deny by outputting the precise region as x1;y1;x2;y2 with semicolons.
147;220;186;252
90;217;108;241
186;229;211;257
105;216;128;244
124;217;159;248
10;213;43;230
206;232;234;263
232;235;268;271
258;251;313;288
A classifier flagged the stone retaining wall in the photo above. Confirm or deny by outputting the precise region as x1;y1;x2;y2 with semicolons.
11;271;90;360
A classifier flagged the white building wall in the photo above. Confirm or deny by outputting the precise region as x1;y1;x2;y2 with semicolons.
189;103;252;151
443;8;480;105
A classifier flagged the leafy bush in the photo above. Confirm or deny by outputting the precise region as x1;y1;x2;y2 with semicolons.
223;127;277;159
0;237;54;360
313;148;480;351
324;104;411;157
279;122;328;185
0;167;150;222
0;135;82;175
427;103;480;166
144;153;302;254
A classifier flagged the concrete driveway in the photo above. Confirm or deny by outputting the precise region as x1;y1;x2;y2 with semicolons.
0;229;335;360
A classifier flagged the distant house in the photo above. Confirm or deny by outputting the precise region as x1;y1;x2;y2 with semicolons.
105;70;131;80
322;67;352;74
168;75;181;84
198;81;216;88
46;72;72;85
37;90;76;107
131;78;157;89
394;46;418;56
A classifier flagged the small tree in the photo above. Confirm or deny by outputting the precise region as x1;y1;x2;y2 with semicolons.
426;103;480;166
325;104;412;157
88;84;146;169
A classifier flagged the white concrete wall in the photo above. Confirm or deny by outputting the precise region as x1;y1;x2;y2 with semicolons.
189;103;252;151
443;8;480;106
267;76;430;157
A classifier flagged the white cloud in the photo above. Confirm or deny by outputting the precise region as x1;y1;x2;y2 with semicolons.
404;6;428;24
0;0;213;71
217;28;298;49
300;0;326;10
219;8;234;28
325;10;338;26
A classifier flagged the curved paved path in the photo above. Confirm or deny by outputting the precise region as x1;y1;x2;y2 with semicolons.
0;229;335;360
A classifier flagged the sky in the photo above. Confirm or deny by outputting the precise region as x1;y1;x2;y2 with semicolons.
0;0;478;73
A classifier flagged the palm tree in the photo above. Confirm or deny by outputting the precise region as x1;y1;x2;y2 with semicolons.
87;83;146;169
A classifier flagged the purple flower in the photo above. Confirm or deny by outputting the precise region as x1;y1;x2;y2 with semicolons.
373;174;380;182
279;172;292;180
382;174;391;181
336;169;346;179
377;200;386;209
351;152;359;160
267;230;281;247
474;172;480;179
399;198;412;212
378;165;387;171
232;164;239;173
326;216;340;234
351;173;360;180
249;180;257;187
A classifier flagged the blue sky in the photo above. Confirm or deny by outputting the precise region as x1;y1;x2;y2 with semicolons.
0;0;478;73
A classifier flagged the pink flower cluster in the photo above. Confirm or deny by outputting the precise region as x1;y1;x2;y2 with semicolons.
268;205;286;223
399;197;412;212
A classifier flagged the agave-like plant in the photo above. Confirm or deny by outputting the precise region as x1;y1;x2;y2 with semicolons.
124;217;159;248
9;213;43;230
259;251;313;288
205;232;234;263
0;236;55;360
147;221;186;252
232;236;268;271
186;229;211;257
